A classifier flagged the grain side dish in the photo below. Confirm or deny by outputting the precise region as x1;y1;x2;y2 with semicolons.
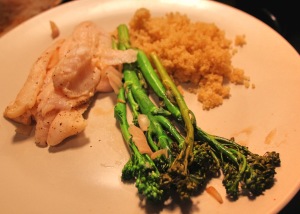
129;8;250;110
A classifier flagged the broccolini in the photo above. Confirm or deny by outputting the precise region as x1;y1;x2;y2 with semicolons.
114;24;281;203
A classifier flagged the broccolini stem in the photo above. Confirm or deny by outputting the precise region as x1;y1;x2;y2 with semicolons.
114;87;148;159
151;53;195;156
153;115;185;147
195;128;239;165
125;83;140;125
114;87;148;165
114;87;131;144
117;24;131;50
117;23;184;156
123;67;174;152
137;50;182;120
114;86;142;157
136;50;239;168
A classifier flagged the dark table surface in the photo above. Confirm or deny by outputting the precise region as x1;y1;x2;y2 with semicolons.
214;0;300;52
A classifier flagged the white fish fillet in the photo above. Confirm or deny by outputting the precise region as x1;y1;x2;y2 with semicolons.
47;108;87;146
4;39;65;124
3;21;137;147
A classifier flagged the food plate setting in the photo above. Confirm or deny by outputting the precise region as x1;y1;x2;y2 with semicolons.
0;0;299;213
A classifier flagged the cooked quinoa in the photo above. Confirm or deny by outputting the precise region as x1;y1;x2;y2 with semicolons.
128;8;250;110
235;34;247;47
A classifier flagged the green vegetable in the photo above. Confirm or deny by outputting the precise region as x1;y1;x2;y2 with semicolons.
114;87;164;201
114;24;281;203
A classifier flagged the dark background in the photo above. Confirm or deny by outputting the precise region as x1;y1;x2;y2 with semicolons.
215;0;300;54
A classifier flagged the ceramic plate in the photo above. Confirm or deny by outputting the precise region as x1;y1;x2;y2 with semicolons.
0;0;299;213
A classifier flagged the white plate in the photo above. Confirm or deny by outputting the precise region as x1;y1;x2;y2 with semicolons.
0;0;299;213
